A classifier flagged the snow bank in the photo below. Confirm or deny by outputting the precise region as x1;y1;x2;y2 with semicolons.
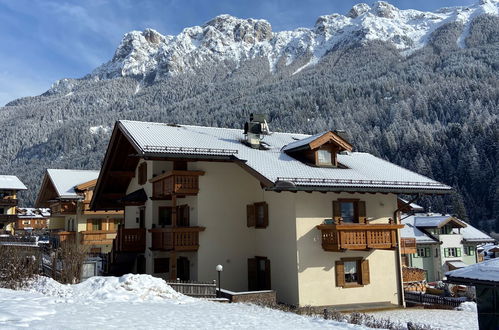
457;301;477;313
26;274;191;303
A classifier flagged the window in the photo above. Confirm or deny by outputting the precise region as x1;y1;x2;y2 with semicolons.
138;162;147;185
247;202;268;228
317;149;332;165
23;220;30;225
444;248;462;258
158;207;172;226
464;246;475;256
335;258;370;288
154;258;170;273
435;248;439;258
92;219;101;231
414;247;431;258
332;200;366;224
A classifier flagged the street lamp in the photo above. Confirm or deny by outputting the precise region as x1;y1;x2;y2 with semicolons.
216;264;223;297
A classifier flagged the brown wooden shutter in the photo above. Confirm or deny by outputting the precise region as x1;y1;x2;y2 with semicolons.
358;201;366;223
108;218;115;231
333;201;341;223
361;259;370;285
248;258;258;290
247;204;256;227
264;258;271;290
262;202;269;228
86;219;93;231
335;260;345;287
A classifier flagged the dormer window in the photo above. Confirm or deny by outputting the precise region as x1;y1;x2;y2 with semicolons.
282;131;352;168
317;149;332;166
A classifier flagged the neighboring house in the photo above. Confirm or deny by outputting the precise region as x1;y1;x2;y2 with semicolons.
91;118;451;308
401;213;494;282
34;169;123;255
15;208;50;232
446;258;499;329
0;175;27;233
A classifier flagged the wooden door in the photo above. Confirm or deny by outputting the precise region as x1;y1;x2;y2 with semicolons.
177;257;190;281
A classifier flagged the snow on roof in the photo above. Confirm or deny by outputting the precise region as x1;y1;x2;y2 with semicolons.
47;169;99;199
446;258;499;283
401;215;438;244
398;198;424;212
455;225;494;243
414;215;465;228
446;260;468;269
119;120;451;193
17;208;50;219
0;175;27;190
281;131;328;151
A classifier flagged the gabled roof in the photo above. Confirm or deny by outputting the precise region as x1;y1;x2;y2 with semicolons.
414;215;466;229
0;175;27;190
282;131;352;152
119;120;451;192
400;216;438;244
401;214;494;244
446;258;499;285
17;208;50;219
47;169;99;198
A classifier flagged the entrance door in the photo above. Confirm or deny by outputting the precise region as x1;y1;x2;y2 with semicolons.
248;256;271;291
177;257;190;281
139;208;145;229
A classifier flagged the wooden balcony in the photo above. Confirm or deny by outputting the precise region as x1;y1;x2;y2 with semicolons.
400;237;417;254
0;198;18;206
149;227;205;251
0;214;17;222
80;230;117;245
51;231;76;244
115;227;146;252
50;201;77;215
316;223;404;252
150;170;204;199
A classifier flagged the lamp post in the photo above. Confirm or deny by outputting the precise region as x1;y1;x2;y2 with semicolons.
216;264;223;297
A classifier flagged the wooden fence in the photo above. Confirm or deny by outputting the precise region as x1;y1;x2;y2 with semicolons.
166;280;217;298
404;291;467;308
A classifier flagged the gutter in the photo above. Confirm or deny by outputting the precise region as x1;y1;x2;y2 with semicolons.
393;194;421;307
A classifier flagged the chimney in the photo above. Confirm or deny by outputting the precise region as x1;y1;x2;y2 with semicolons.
243;113;270;149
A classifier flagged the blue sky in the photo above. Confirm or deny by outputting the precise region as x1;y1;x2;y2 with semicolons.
0;0;475;106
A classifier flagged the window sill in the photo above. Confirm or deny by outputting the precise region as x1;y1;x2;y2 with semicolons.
341;283;364;288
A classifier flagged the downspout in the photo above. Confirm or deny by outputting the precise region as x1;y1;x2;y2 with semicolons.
393;194;421;307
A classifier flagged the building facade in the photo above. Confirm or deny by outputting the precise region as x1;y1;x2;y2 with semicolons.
92;119;452;308
0;175;27;233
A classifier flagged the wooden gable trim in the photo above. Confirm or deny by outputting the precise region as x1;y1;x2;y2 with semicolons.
308;131;352;152
436;217;467;229
34;172;59;208
75;179;97;192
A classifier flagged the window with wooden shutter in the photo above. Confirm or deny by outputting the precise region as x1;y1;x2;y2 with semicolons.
332;201;341;223
358;201;366;224
247;202;268;228
333;199;367;224
178;205;190;227
360;259;370;285
247;204;255;227
138;162;147;185
335;261;345;287
86;219;93;231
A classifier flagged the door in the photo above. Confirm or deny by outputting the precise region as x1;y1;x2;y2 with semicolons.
177;257;190;281
139;208;145;229
248;256;271;291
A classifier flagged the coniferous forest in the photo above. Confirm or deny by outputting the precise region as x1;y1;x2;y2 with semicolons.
0;16;498;233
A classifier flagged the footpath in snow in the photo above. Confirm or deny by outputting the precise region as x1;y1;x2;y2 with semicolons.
0;274;367;329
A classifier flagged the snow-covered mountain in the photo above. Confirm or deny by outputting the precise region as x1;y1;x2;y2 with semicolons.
89;0;499;80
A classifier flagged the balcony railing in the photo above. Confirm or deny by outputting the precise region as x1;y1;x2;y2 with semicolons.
150;170;204;199
115;227;146;252
316;223;404;252
400;237;417;254
51;231;76;244
50;201;77;215
149;227;205;251
0;214;17;222
80;230;117;245
0;198;18;206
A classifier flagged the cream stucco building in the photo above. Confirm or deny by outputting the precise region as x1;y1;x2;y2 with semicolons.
0;175;27;233
92;118;452;308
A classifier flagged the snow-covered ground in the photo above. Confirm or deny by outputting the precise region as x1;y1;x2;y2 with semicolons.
0;275;366;329
368;302;478;330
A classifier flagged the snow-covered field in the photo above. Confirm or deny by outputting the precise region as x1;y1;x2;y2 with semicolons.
368;302;478;330
0;275;366;329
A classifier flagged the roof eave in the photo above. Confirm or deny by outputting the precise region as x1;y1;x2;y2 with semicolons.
266;185;453;194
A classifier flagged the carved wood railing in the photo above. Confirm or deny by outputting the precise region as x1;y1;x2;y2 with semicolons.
0;198;18;206
150;171;204;199
149;227;205;251
51;231;76;244
115;227;146;252
80;230;117;245
316;223;404;252
50;201;77;215
400;237;417;254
